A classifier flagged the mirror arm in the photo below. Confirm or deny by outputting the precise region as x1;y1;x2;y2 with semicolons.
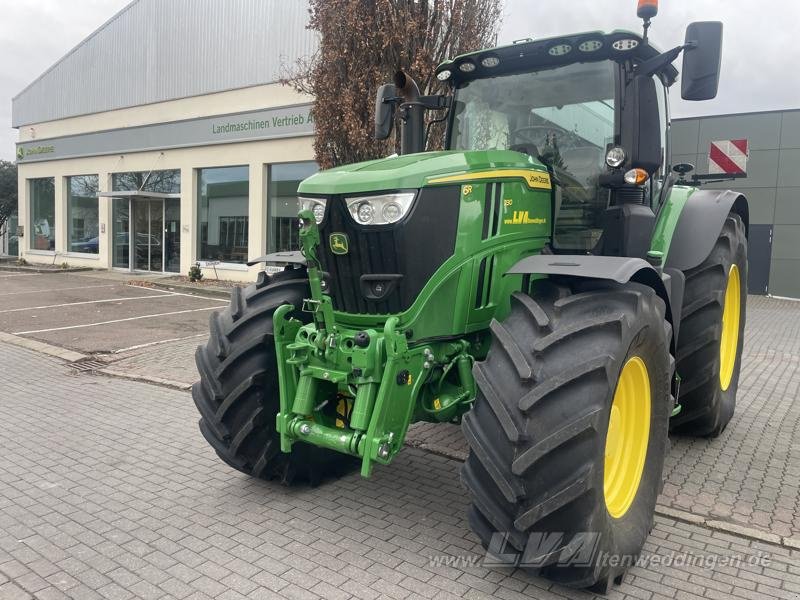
635;42;695;78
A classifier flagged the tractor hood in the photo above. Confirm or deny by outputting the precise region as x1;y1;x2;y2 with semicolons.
297;150;548;195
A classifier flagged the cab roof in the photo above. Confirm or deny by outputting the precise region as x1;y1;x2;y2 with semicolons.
436;30;679;86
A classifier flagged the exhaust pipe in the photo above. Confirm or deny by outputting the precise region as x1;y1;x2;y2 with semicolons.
393;71;425;155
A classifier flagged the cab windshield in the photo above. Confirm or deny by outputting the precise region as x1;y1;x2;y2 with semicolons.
449;60;617;251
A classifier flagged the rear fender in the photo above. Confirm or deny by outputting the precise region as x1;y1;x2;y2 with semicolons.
664;189;749;271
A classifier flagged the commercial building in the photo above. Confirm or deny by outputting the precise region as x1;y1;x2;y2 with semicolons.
12;0;318;281
672;109;800;298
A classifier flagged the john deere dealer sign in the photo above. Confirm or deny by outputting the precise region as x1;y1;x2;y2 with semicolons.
15;103;314;163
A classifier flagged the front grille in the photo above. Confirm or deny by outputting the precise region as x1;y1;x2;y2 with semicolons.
316;186;460;314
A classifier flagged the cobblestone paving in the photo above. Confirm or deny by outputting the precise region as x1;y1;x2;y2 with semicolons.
1;342;799;600
407;295;800;542
95;295;800;542
103;336;204;387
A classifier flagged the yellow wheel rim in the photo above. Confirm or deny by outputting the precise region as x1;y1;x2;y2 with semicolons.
719;264;741;391
604;356;651;519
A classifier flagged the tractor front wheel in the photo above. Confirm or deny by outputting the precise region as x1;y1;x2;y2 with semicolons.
192;268;357;485
462;280;671;591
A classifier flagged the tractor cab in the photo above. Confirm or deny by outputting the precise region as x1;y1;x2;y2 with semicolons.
376;21;723;258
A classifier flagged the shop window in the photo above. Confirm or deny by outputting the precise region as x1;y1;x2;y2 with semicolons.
67;175;99;254
268;162;318;253
112;169;180;193
197;166;249;263
5;213;19;256
30;178;56;251
219;216;248;249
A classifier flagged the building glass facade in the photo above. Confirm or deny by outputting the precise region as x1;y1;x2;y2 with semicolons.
111;169;181;272
67;175;99;254
197;166;250;264
29;178;56;251
268;161;318;253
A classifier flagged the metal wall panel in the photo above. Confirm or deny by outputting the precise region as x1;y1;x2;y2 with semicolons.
673;109;800;298
12;0;317;126
670;120;700;155
696;112;782;152
775;187;800;225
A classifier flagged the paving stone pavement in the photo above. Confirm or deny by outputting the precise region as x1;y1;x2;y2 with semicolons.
407;295;800;542
92;295;800;542
1;342;799;600
101;336;206;388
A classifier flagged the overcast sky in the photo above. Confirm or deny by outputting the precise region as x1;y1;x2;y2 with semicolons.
1;0;799;161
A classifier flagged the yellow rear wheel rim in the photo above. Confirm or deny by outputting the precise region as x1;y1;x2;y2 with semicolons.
604;356;651;519
719;264;741;391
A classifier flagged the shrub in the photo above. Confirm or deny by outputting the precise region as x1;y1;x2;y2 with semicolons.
188;263;203;282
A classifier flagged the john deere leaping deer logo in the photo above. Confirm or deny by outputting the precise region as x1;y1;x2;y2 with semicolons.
329;233;349;255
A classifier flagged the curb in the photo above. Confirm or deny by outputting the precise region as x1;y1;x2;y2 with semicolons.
97;368;193;391
0;332;87;362
0;265;92;274
653;505;796;548
0;334;192;392
405;438;800;551
145;279;233;299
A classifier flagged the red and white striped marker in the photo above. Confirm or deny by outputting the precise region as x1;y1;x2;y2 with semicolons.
708;139;748;175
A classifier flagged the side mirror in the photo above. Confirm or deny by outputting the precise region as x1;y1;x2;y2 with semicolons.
374;83;397;140
681;22;723;101
621;75;662;174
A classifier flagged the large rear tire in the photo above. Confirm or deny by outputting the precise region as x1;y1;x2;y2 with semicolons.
192;268;357;485
670;213;747;437
462;280;671;591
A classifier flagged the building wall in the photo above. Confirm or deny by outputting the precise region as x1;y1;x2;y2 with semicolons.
11;0;317;127
16;83;315;282
672;109;800;298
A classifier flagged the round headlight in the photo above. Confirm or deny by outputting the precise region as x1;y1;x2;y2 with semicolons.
437;69;452;81
311;203;325;224
356;201;374;224
458;61;476;73
480;55;500;68
382;202;402;223
606;146;627;168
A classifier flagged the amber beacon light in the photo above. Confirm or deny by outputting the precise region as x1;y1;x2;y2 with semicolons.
637;0;658;19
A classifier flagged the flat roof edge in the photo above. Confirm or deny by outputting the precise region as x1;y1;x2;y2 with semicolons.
673;106;800;121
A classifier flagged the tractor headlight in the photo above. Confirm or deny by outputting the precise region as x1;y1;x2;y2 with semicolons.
345;192;416;225
298;197;327;224
605;146;627;168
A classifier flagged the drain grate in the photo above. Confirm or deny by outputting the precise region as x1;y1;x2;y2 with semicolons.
66;357;108;373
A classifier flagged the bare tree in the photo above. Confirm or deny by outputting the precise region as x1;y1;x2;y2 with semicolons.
283;0;502;168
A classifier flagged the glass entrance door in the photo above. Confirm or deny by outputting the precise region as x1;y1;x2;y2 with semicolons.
164;198;180;273
132;199;164;272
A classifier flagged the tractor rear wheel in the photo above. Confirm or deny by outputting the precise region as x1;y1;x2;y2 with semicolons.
670;213;747;437
462;280;671;591
193;268;357;485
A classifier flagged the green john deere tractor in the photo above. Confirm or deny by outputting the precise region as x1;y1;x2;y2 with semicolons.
193;3;748;591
